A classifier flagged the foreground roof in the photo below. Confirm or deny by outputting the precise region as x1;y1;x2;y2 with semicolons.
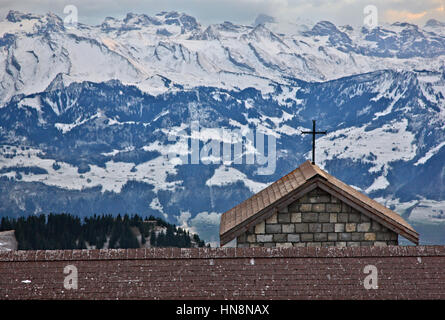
1;246;444;299
219;161;419;246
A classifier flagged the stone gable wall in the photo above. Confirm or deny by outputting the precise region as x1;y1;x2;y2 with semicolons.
237;187;398;248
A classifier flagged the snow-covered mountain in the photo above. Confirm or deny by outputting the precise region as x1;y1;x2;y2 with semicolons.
2;10;445;103
0;10;444;245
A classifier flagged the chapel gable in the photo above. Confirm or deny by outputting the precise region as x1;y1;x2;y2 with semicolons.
236;187;398;248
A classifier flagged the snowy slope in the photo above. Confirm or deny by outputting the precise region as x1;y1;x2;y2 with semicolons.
1;10;445;104
0;10;445;245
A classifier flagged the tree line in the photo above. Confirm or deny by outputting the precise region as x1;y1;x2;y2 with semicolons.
0;213;208;250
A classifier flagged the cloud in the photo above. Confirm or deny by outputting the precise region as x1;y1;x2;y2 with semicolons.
176;211;221;246
176;211;192;229
385;9;428;22
0;0;444;27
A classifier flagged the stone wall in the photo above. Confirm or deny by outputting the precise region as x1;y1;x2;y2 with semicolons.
237;187;398;248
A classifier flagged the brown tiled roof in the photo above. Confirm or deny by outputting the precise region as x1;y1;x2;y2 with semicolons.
1;246;445;299
220;161;419;245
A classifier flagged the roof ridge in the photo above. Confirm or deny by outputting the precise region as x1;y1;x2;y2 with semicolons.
299;160;327;180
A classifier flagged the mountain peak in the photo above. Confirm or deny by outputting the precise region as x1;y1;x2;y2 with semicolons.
391;21;418;29
425;19;445;28
253;14;276;27
122;12;161;26
310;21;339;35
6;10;40;23
154;11;200;32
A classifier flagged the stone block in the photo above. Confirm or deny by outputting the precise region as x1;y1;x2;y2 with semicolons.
288;234;300;242
339;233;352;241
351;233;364;241
357;222;371;232
319;212;330;223
257;234;273;242
314;233;327;241
336;242;347;247
329;213;337;223
265;224;281;234
282;224;295;233
276;242;293;248
300;204;312;212
360;215;371;222
376;232;391;241
360;241;372;246
300;233;314;242
278;212;290;223
326;203;341;212
273;234;287;242
313;204;326;212
331;196;339;203
338;213;348;223
374;241;388;247
294;223;309;233
293;242;306;247
364;233;376;241
309;195;331;203
278;206;288;213
328;233;337;241
345;223;356;232
322;242;335;247
247;234;256;243
335;223;345;232
347;242;360;247
348;213;361;223
307;242;322;247
263;242;275;248
309;223;322;233
291;212;302;223
302;212;318;222
238;243;249;248
254;221;265;234
371;221;381;231
322;223;334;233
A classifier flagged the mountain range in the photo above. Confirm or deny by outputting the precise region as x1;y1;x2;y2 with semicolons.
0;10;444;245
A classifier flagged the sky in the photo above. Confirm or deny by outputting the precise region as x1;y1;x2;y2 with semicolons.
0;0;444;27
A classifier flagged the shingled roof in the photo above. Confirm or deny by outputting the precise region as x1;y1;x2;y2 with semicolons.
220;161;419;246
2;246;445;299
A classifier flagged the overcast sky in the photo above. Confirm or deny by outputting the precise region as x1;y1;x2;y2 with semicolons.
0;0;444;27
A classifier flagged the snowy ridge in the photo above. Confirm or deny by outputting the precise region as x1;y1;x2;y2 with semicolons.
1;10;445;105
0;11;445;244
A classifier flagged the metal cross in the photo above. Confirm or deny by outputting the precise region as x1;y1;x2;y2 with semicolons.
302;120;327;165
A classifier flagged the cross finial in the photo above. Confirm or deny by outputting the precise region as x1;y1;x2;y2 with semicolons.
302;120;327;165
